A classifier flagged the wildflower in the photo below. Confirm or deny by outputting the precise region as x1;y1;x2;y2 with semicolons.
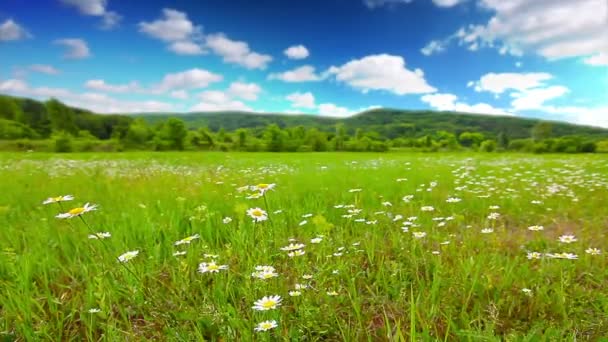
527;252;542;259
421;206;434;212
302;213;313;218
88;308;101;313
198;261;228;273
173;251;187;256
546;252;578;259
56;203;97;219
558;234;577;244
382;201;392;207
299;220;308;226
203;254;219;259
251;183;276;194
402;195;414;202
254;320;278;332
327;290;339;296
295;283;309;290
288;250;306;257
522;288;533;296
481;228;494;234
43;195;74;205
252;266;278;279
310;237;323;244
247;207;268;222
585;248;601;255
412;232;426;239
289;290;302;297
489;205;500;210
118;250;139;263
252;295;282;311
302;274;313;279
281;243;305;251
527;225;544;231
487;212;501;220
88;232;111;239
348;188;362;193
222;217;233;224
174;234;200;246
446;197;461;203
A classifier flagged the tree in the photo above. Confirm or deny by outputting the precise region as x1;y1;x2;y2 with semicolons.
459;132;485;148
0;96;23;122
480;139;497;152
123;119;152;147
531;122;553;141
236;128;248;149
497;132;509;150
164;118;188;150
46;98;77;135
264;124;287;152
21;99;52;138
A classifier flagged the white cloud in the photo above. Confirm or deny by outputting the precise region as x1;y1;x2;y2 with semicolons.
317;103;352;117
363;0;412;9
227;81;262;101
54;38;91;59
284;45;309;59
155;68;223;92
0;78;173;113
170;90;189;99
429;0;608;61
29;64;60;75
286;92;316;109
583;53;608;66
420;40;446;56
85;79;141;93
268;65;322;82
191;90;253;112
432;0;462;7
169;41;205;55
61;0;121;29
205;33;272;69
138;8;203;55
510;86;569;110
0;19;30;41
326;54;436;95
421;93;511;115
472;72;553;94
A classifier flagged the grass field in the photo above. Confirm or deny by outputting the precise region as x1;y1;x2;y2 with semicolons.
1;152;607;341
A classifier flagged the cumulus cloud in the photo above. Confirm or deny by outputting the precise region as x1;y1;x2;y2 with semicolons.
510;86;569;111
0;78;173;113
286;92;316;109
85;79;141;93
29;64;60;75
422;0;607;62
583;53;608;66
54;38;91;59
268;65;322;82
284;45;309;59
326;54;436;95
205;33;272;69
471;72;553;94
191;90;253;112
0;19;31;41
61;0;121;29
139;8;204;55
227;81;262;101
154;68;223;92
420;40;446;56
421;93;511;115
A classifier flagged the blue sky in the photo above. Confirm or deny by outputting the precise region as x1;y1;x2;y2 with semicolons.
0;0;607;126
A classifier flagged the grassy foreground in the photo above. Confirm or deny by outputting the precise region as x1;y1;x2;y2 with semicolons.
0;152;607;341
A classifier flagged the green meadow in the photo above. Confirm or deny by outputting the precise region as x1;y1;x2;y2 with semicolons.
0;152;607;341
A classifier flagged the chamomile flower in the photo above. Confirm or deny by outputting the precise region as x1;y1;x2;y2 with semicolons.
412;232;427;239
173;251;187;256
326;290;339;296
252;295;282;311
88;232;111;239
251;183;276;194
43;195;74;205
87;308;101;314
522;288;533;296
247;207;268;222
527;225;544;231
446;197;461;203
254;320;278;332
118;250;139;263
289;290;302;297
222;217;233;224
585;248;601;255
481;228;494;234
421;206;435;212
281;243;305;251
527;252;542;260
252;266;278;279
174;234;200;246
558;234;577;244
198;261;228;273
288;250;306;257
310;237;323;244
56;203;98;219
487;212;501;220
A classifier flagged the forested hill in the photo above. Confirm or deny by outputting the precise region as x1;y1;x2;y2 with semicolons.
138;109;608;140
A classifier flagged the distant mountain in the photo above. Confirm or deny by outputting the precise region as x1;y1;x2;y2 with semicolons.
136;109;608;140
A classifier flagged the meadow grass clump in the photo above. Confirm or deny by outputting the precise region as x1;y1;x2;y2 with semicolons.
0;152;607;340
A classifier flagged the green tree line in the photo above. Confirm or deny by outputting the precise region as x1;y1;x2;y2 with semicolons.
1;94;607;153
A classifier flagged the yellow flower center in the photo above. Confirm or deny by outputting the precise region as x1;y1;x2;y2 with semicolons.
260;322;273;329
53;196;63;202
257;183;269;189
262;300;276;309
252;209;263;217
68;207;85;216
207;264;219;271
